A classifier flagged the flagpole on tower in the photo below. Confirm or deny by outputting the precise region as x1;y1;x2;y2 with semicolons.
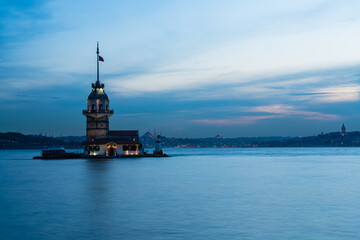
96;41;100;83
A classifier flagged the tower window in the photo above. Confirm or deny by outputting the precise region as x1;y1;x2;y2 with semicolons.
106;105;109;111
91;104;96;111
99;104;103;111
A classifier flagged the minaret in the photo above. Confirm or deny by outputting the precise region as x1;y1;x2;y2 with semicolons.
341;123;346;136
83;42;113;140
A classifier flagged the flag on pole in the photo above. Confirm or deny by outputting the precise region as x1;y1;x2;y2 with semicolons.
99;56;104;62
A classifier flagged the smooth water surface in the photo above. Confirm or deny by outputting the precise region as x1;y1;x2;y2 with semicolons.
1;148;360;240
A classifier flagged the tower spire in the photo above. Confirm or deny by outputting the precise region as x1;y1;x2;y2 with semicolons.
96;41;100;84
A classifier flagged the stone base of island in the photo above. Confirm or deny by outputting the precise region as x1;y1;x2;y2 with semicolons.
33;147;168;159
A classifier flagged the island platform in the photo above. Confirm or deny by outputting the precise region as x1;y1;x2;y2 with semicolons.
33;148;168;159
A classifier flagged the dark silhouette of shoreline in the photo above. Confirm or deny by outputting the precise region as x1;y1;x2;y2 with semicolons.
1;129;359;149
0;132;83;150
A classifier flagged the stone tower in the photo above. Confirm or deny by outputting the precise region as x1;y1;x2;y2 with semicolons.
83;43;113;140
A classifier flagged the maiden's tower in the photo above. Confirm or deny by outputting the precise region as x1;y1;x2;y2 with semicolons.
82;43;141;157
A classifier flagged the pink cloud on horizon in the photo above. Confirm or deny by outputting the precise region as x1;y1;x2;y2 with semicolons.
190;115;279;125
247;104;339;121
190;104;340;126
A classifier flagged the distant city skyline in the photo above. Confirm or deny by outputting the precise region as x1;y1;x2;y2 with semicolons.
2;1;360;137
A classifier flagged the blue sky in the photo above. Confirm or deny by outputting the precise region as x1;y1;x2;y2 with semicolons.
2;0;360;137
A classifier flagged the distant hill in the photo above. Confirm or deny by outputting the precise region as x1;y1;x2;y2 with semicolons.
0;132;83;149
140;131;360;148
56;136;86;143
140;133;284;148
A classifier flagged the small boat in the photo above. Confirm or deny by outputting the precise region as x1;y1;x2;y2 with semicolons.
33;148;83;159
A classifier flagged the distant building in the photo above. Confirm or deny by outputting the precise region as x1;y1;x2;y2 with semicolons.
142;131;155;139
341;123;346;136
82;43;141;157
215;134;223;139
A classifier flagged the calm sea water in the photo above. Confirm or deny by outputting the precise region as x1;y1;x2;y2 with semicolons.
1;148;360;240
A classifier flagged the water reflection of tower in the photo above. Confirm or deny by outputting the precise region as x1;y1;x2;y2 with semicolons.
84;160;113;228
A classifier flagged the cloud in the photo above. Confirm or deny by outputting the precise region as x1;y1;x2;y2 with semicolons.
190;115;279;125
248;104;339;120
301;85;360;103
4;1;360;94
171;66;360;107
3;0;360;108
108;19;360;95
190;104;340;126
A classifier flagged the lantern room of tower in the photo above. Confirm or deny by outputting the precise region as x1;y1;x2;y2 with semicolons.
86;82;112;113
